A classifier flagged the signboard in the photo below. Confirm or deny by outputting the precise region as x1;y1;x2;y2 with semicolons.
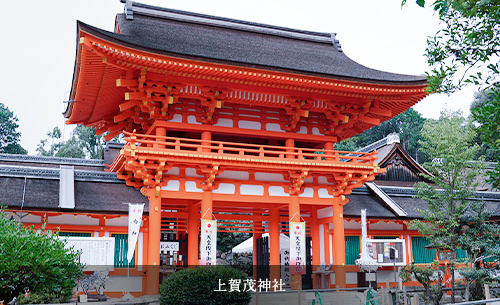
280;249;291;287
366;238;406;266
127;203;144;263
290;221;306;274
200;219;217;265
61;237;115;271
160;242;179;252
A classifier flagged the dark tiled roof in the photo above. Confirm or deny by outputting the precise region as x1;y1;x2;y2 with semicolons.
77;2;426;85
0;176;146;213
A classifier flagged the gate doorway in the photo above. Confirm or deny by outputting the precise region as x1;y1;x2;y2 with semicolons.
256;236;269;280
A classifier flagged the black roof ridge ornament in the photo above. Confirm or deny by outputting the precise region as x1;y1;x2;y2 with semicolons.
330;33;343;52
121;0;133;20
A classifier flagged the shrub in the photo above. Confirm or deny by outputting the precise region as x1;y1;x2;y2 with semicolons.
0;208;83;304
15;292;66;304
159;266;251;305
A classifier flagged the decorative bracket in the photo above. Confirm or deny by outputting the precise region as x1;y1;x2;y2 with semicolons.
284;98;313;131
283;170;311;195
200;88;228;124
196;163;222;191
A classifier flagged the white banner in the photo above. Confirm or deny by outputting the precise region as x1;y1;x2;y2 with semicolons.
290;221;306;274
127;203;144;263
200;219;217;265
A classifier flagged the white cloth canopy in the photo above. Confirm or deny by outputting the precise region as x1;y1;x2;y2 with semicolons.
231;233;290;253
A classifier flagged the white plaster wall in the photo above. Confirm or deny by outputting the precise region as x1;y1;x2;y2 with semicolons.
255;173;287;182
185;168;203;177
218;170;249;180
317;206;333;219
213;183;235;194
368;222;404;231
187;115;201;124
240;184;264;196
318;188;333;198
106;217;129;227
265;123;284;132
268;186;289;197
11;213;41;224
318;176;334;185
238;120;261;130
344;220;361;230
170;114;182;123
297;126;308;134
48;214;99;226
213;118;233;127
185;181;203;193
166;167;180;176
161;180;180;191
298;188;314;198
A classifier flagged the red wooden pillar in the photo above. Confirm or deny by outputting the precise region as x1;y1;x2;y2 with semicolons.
269;207;280;282
187;202;199;266
146;190;161;295
311;207;320;289
332;197;346;288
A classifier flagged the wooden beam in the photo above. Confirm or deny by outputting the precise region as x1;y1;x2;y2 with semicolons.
116;78;139;88
114;111;134;123
119;100;141;111
358;115;380;126
369;107;392;117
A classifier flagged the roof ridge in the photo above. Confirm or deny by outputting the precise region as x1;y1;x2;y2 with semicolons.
128;1;342;49
0;153;104;167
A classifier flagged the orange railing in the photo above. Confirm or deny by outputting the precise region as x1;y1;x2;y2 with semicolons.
116;131;377;166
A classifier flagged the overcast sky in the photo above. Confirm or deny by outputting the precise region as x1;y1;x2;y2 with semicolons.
0;0;478;154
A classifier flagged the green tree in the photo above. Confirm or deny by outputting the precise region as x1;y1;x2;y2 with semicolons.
36;125;105;159
405;110;500;302
354;108;427;161
405;0;500;187
0;103;27;154
0;208;83;304
471;88;500;188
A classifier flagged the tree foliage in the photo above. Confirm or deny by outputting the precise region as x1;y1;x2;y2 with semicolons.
400;262;443;305
471;87;500;189
406;110;500;301
0;208;83;304
407;0;500;93
337;108;427;161
0;103;26;155
406;0;500;187
36;125;105;159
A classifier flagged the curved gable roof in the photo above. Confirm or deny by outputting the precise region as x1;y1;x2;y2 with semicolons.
87;2;428;85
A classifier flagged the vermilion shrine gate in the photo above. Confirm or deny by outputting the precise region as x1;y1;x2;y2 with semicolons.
65;2;427;294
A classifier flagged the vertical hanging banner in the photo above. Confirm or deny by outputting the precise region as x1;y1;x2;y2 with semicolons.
200;219;217;265
280;249;291;287
290;222;306;274
127;203;144;263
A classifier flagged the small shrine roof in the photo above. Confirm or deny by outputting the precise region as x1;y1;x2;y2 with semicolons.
78;1;426;85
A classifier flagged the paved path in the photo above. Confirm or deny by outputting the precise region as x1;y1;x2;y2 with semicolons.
251;290;370;305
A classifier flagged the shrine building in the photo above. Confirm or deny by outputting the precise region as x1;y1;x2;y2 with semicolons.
13;0;496;297
64;1;428;294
